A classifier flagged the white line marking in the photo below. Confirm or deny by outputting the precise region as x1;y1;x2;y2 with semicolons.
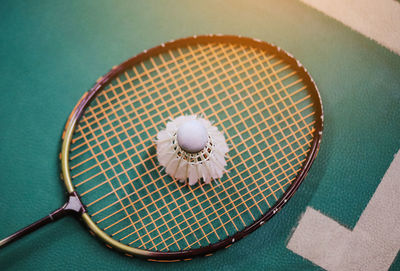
300;0;400;55
287;150;400;270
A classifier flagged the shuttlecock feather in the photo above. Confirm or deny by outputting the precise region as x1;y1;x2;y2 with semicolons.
156;115;229;185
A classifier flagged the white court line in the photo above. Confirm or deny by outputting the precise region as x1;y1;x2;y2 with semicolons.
300;0;400;55
287;150;400;270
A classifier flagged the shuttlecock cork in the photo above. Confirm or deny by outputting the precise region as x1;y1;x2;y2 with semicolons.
156;115;229;185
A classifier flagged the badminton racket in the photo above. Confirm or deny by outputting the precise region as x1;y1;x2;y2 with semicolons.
0;35;323;261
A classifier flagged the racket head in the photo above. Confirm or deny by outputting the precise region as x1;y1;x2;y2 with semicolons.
60;35;323;260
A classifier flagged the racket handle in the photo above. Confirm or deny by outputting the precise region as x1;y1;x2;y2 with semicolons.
0;192;85;248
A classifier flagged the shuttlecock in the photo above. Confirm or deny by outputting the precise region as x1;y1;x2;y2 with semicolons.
156;115;229;185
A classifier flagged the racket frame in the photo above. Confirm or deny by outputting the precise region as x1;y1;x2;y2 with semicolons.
60;34;323;261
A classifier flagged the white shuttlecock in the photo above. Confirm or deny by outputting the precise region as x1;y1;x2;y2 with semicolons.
156;115;229;185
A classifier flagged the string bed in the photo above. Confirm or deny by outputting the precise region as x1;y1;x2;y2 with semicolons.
68;41;316;252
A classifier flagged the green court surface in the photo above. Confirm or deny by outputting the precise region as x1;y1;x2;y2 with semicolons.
0;0;399;270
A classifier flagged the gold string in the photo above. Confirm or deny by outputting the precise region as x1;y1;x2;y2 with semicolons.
69;41;317;252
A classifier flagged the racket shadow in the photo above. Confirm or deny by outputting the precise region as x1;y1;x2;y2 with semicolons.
0;216;80;269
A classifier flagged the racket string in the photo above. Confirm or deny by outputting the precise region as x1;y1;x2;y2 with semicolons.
69;42;316;251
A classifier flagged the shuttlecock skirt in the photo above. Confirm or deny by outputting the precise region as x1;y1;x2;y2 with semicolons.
156;116;229;185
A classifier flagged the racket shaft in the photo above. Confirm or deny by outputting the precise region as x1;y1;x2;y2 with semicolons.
0;212;59;248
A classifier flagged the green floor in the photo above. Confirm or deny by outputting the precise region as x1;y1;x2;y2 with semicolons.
1;0;399;270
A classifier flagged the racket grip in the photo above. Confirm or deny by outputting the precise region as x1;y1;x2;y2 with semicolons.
0;192;85;249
